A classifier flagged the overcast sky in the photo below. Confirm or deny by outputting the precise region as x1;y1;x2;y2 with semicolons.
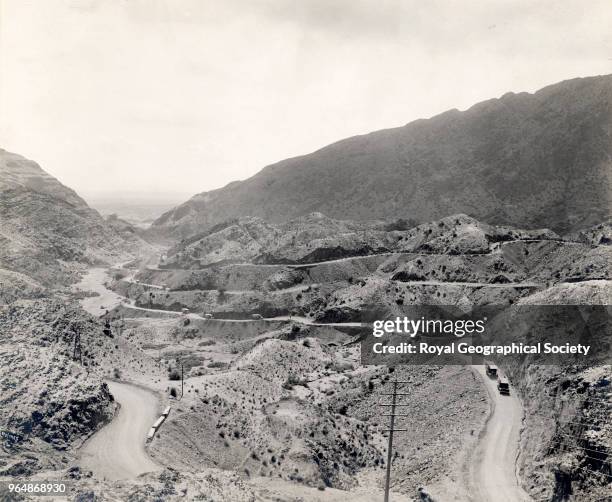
1;0;611;203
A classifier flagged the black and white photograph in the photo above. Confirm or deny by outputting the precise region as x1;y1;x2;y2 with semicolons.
0;1;611;501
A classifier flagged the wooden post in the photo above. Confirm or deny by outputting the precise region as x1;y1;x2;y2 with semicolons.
384;381;397;502
73;327;82;364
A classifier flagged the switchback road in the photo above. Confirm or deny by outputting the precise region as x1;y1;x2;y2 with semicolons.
78;381;161;480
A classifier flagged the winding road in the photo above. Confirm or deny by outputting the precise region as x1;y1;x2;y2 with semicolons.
78;381;161;480
75;265;532;495
469;366;531;502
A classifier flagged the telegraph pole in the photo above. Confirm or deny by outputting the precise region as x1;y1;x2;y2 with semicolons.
379;380;410;502
176;358;184;399
384;381;397;502
73;327;82;363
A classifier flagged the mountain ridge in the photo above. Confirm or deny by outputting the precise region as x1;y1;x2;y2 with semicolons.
151;74;612;240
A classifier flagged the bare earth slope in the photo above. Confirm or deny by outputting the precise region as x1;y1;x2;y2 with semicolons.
152;75;612;239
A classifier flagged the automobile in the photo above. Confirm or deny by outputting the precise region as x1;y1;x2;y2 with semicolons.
251;313;263;320
485;363;498;377
497;377;510;395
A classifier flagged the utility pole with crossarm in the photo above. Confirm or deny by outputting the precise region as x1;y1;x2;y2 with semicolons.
378;380;411;502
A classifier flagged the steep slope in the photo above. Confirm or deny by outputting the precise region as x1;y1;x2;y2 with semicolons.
152;75;612;240
0;149;148;288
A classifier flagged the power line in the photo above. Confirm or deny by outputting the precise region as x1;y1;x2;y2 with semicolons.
528;472;612;502
575;465;612;480
564;452;611;465
580;455;611;465
553;431;612;448
554;419;610;427
553;418;610;427
548;440;611;457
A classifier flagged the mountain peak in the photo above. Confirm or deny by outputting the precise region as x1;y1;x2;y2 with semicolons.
0;149;88;209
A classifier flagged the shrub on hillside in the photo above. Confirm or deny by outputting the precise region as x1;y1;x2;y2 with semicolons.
282;374;307;390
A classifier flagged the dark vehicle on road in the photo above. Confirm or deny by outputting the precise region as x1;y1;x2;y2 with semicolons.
497;377;510;395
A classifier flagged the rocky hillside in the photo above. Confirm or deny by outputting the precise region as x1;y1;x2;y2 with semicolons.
0;301;115;476
163;212;391;268
568;220;612;246
0;298;163;477
124;212;611;323
124;314;486;500
152;75;612;240
0;149;150;289
161;212;562;269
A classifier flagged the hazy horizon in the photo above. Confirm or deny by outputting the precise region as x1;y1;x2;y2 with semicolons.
1;0;611;201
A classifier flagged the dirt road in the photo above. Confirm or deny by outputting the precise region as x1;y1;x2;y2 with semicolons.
121;303;365;328
469;366;531;502
399;279;541;289
74;268;125;316
78;381;161;480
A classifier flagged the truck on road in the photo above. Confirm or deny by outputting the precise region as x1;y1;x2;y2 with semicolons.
497;377;510;395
